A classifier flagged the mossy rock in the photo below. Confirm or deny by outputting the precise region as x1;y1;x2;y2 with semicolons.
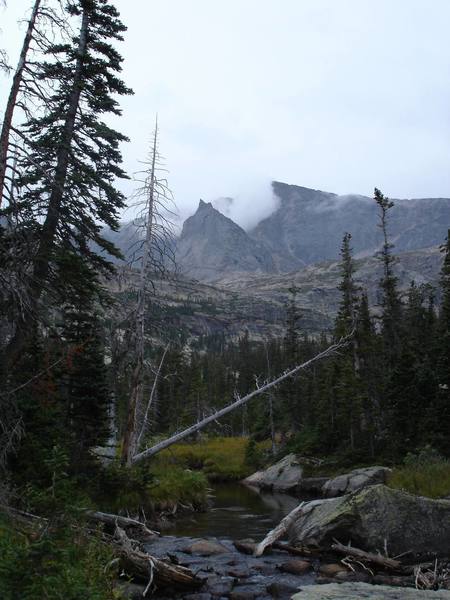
289;484;450;557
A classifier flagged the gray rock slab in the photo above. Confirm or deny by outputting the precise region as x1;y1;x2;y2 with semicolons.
292;582;450;599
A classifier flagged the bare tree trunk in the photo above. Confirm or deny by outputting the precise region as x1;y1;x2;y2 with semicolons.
4;6;89;370
132;335;351;464
122;120;158;465
0;0;41;208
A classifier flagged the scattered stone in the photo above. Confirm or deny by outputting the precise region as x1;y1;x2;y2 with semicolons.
234;539;257;555
289;484;450;557
334;570;371;582
116;582;146;599
228;567;251;578
229;584;266;600
318;563;347;577
205;575;235;596
292;582;450;599
183;594;212;600
266;581;300;598
322;467;391;497
183;539;229;556
279;559;312;575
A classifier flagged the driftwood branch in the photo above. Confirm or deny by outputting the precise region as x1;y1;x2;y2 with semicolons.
85;510;159;538
133;335;352;464
114;525;203;591
331;541;402;571
254;501;306;557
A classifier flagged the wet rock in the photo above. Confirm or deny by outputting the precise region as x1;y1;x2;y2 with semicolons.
292;582;450;599
206;576;235;596
296;477;329;495
266;581;300;598
334;570;371;582
183;539;229;556
183;594;212;600
318;563;347;577
278;559;312;575
229;584;267;600
322;467;390;497
228;567;251;578
234;539;257;554
116;582;146;599
289;484;450;557
243;454;303;493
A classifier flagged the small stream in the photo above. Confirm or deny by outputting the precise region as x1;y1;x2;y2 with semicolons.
144;484;319;599
168;483;302;539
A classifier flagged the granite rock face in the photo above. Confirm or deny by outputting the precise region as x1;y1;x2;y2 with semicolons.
252;181;450;267
176;200;275;281
292;582;450;600
289;484;450;557
322;466;391;498
243;454;304;493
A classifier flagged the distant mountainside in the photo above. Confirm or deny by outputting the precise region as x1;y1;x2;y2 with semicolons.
174;182;450;281
251;182;450;267
111;245;443;341
103;181;450;283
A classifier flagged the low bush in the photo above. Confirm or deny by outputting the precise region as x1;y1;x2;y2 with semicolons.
387;446;450;499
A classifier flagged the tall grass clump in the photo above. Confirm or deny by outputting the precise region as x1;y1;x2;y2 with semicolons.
388;445;450;499
155;437;270;481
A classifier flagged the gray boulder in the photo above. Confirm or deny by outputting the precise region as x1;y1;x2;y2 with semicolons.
292;582;450;599
289;484;450;557
243;454;303;492
322;466;391;497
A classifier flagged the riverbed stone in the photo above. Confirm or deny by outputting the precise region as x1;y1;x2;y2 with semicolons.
116;582;146;599
183;539;230;556
318;563;347;577
234;539;257;554
292;582;450;599
182;594;212;600
266;581;300;598
243;454;304;492
289;484;450;557
279;559;312;575
229;584;267;600
322;466;391;497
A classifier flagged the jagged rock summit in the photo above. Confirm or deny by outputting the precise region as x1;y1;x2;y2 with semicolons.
175;199;275;280
175;182;450;281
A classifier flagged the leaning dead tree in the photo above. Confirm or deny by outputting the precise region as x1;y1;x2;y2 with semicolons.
131;334;352;464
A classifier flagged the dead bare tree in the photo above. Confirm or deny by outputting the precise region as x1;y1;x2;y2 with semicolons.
121;119;176;465
131;334;352;464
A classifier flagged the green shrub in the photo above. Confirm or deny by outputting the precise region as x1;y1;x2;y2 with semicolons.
388;447;450;498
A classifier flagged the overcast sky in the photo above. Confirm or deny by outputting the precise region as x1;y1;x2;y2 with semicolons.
2;1;450;229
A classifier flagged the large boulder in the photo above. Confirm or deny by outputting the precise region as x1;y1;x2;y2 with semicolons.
243;454;304;493
289;484;450;557
292;582;450;599
322;466;391;497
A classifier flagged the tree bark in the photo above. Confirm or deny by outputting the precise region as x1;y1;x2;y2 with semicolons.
0;0;41;208
122;120;158;465
4;5;89;370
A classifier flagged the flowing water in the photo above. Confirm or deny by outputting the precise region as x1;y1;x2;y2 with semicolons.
167;482;304;539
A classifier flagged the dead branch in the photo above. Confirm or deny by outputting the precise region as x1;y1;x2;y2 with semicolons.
133;334;352;464
331;541;402;571
114;525;203;591
85;510;159;539
254;502;306;557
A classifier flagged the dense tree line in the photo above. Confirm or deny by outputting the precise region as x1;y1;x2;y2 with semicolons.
147;214;450;463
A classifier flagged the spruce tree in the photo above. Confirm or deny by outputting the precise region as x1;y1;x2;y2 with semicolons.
374;188;402;361
5;0;132;368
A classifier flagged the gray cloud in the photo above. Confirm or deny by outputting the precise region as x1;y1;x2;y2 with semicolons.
2;0;450;230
